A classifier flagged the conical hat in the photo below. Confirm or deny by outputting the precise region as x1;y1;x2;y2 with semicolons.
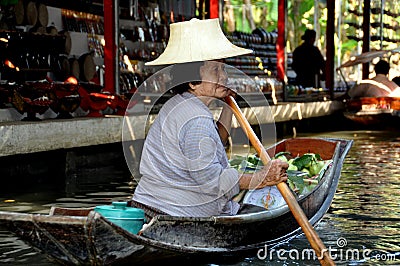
145;18;252;66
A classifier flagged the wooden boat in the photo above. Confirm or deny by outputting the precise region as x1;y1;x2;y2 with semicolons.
343;96;400;126
0;138;352;265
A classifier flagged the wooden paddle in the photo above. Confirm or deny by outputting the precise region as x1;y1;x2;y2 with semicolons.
225;96;335;266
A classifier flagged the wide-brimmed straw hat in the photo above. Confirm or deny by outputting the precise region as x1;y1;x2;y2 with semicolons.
145;18;252;66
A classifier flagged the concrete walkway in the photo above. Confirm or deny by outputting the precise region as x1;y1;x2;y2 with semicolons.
0;100;345;157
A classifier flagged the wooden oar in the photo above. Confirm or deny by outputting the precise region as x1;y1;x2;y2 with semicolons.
225;96;335;266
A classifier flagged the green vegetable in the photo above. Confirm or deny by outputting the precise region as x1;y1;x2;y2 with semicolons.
274;151;291;159
247;154;262;166
287;170;307;194
309;160;326;176
276;155;288;162
301;168;311;177
228;155;247;167
292;154;314;170
287;179;296;191
301;184;316;195
229;154;262;173
229;151;330;197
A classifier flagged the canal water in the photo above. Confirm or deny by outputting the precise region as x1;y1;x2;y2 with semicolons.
0;128;399;265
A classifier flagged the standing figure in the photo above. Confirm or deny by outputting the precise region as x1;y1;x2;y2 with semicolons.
292;29;326;88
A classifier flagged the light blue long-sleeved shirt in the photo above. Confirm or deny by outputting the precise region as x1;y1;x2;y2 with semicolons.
132;92;240;217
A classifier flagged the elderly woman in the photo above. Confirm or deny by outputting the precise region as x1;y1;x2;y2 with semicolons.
131;19;288;219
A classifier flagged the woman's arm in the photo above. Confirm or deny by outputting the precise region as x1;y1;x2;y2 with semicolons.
216;103;233;146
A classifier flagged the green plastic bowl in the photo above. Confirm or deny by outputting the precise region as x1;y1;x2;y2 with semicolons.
94;202;145;234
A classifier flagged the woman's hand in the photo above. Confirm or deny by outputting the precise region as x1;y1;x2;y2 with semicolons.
239;159;289;190
226;88;237;98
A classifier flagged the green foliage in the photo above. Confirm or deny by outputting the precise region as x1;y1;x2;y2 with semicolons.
274;151;291;158
274;152;331;195
341;39;359;55
229;151;332;197
298;0;314;16
287;170;307;193
229;154;263;173
291;153;322;171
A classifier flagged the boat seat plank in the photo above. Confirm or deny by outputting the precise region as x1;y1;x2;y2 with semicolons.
49;206;94;217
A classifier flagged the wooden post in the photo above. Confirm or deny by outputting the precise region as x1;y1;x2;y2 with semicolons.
326;0;335;99
209;0;219;19
277;0;286;101
103;0;119;94
362;0;371;80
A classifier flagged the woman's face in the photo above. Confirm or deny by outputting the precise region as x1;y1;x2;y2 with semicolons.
190;61;229;99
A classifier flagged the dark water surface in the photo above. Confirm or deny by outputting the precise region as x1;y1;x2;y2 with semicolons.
0;129;399;265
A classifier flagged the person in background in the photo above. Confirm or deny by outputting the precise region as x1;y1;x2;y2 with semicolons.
131;18;288;220
292;29;326;88
348;60;399;99
389;76;400;97
392;76;400;87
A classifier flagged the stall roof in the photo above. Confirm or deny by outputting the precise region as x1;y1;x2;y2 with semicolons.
337;48;400;69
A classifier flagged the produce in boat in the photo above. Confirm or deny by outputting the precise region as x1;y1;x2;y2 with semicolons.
229;151;332;208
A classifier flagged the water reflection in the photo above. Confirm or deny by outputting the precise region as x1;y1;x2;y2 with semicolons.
325;131;400;263
259;130;400;266
0;130;399;265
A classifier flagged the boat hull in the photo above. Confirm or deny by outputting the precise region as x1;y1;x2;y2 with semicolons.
0;137;352;265
344;96;400;126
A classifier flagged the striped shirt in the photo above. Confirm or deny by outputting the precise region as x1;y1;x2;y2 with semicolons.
132;92;240;217
348;74;399;98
